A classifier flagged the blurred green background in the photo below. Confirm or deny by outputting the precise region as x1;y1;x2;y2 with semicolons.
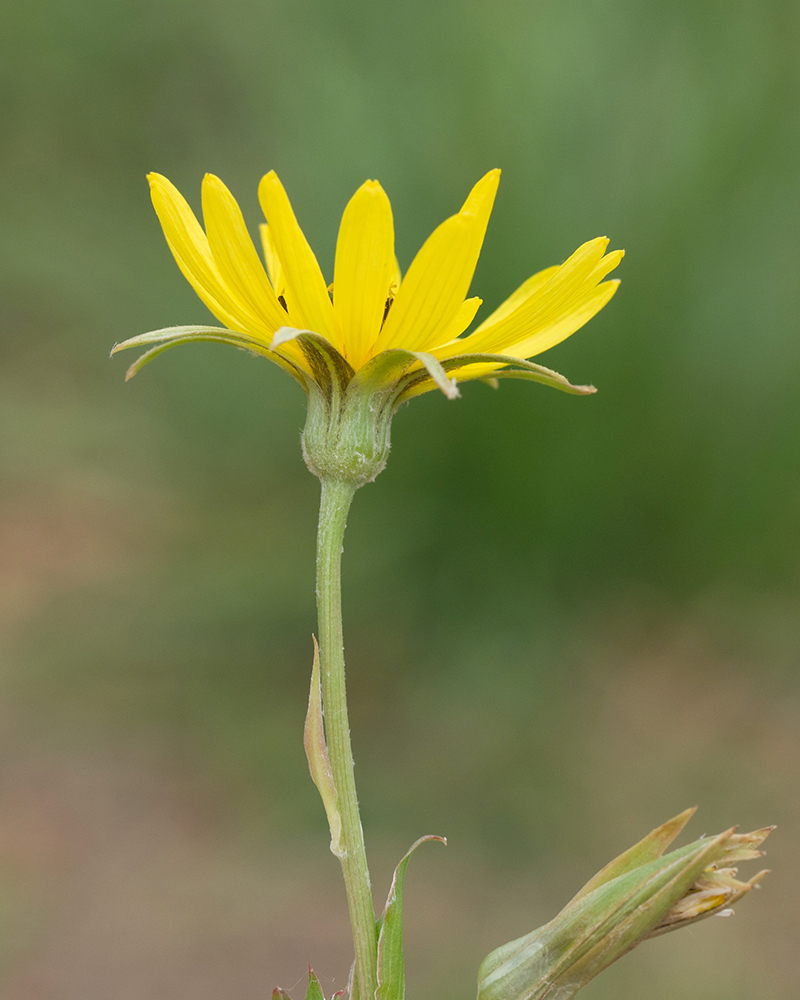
0;0;798;996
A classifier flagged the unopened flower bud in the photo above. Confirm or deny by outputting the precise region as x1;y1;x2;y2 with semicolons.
477;809;773;1000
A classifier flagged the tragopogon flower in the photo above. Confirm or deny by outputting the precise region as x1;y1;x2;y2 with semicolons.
113;170;622;484
478;809;773;1000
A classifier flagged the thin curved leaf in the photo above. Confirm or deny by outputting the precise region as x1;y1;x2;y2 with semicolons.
376;835;446;1000
111;325;308;386
397;351;595;401
110;324;247;353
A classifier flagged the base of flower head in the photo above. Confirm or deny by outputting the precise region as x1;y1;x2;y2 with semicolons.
272;328;392;486
302;378;395;486
112;323;598;489
273;324;598;486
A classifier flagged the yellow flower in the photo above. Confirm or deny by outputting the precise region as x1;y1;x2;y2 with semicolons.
113;169;622;401
113;170;623;484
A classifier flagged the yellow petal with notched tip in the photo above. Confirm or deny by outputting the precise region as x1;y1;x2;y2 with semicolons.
372;169;500;355
259;223;285;297
471;265;560;336
258;171;340;349
333;180;395;369
428;296;483;350
501;279;620;359
454;238;619;356
201;174;287;333
588;247;625;284
472;237;610;351
148;173;268;337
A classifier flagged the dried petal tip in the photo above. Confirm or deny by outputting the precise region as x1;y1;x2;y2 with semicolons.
649;824;774;937
477;812;774;1000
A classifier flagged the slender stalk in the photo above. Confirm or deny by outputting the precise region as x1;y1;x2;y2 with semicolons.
316;477;377;999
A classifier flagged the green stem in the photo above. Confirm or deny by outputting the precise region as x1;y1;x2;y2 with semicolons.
316;477;377;999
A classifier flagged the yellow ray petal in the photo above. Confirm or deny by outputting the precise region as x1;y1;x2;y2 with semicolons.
471;265;560;334
148;173;265;336
259;223;285;297
454;238;618;356
371;169;500;355
588;247;625;283
459;167;501;225
201;174;287;333
333;180;395;368
503;279;620;359
369;214;469;353
258;171;340;349
427;296;483;351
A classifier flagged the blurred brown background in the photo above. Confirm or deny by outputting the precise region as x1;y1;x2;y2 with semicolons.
0;0;798;997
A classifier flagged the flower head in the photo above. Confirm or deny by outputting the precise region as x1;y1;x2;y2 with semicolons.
113;170;622;483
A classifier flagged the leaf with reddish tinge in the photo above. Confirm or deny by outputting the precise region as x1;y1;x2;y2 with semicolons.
305;968;326;1000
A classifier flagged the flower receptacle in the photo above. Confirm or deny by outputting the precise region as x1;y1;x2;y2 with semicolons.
302;377;395;487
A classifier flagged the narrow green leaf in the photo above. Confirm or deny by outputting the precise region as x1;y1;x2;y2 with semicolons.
110;324;244;353
110;325;308;387
303;636;344;857
393;351;594;402
273;988;292;1000
443;352;596;395
376;835;446;1000
486;368;595;395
